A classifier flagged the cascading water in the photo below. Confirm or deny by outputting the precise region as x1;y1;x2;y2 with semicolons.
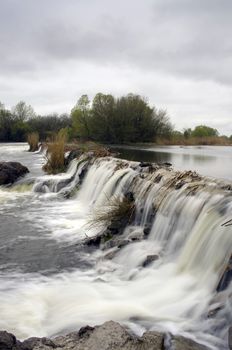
0;146;231;349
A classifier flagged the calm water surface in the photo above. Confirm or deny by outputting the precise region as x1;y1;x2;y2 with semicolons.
110;145;232;181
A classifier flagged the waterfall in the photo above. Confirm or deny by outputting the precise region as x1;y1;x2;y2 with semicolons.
0;155;231;349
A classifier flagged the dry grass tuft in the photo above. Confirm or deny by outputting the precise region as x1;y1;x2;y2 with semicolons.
87;194;135;229
27;132;39;152
43;130;67;174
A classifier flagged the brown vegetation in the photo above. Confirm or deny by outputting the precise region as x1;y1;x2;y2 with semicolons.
87;194;135;229
43;130;66;174
27;132;39;152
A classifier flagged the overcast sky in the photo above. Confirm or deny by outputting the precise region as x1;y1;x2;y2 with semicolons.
0;0;232;135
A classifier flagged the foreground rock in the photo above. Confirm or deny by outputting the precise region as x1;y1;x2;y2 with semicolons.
0;321;210;350
0;162;29;185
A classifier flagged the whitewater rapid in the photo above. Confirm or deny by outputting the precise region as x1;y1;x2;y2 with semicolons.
0;144;231;350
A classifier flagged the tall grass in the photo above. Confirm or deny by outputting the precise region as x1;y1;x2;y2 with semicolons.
27;132;39;152
43;130;67;174
87;195;135;229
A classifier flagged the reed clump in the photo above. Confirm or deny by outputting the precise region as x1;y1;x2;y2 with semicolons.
27;132;39;152
87;194;135;229
43;130;67;174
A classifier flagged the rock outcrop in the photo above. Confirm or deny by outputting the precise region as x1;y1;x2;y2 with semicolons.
0;162;29;185
0;321;210;350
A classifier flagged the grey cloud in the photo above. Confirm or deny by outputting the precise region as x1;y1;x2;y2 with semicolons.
0;0;232;134
1;0;232;85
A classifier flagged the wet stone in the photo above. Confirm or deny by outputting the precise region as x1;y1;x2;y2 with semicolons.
0;161;29;185
172;336;210;350
142;254;159;267
0;330;21;350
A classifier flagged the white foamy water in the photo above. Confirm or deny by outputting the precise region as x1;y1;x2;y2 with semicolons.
0;144;231;349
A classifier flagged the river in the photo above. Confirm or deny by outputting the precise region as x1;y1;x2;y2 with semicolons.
0;143;231;349
110;145;232;181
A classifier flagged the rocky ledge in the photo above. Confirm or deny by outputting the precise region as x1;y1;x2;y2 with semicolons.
0;321;213;350
0;162;29;185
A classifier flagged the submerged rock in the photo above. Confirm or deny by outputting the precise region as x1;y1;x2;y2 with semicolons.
142;254;159;267
0;322;211;350
0;162;29;185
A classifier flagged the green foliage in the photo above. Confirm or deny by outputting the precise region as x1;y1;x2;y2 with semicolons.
71;93;173;143
191;125;218;138
0;109;13;141
71;95;91;139
183;128;192;139
0;107;29;142
27;114;71;141
91;93;116;142
0;98;228;146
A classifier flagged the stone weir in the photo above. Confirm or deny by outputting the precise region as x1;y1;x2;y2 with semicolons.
2;153;232;350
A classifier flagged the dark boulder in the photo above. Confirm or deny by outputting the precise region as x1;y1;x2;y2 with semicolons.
21;337;56;350
125;191;135;202
0;162;29;186
142;254;159;267
139;162;152;168
158;162;172;167
64;149;82;166
175;180;186;190
0;330;21;350
143;224;152;237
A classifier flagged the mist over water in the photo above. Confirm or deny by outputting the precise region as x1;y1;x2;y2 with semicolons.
0;143;231;349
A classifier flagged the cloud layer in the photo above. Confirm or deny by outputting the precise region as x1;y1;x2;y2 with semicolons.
0;0;231;134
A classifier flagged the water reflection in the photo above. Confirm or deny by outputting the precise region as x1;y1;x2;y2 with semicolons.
110;145;232;181
112;148;172;163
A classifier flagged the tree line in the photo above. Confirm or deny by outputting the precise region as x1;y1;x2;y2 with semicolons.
0;101;71;142
0;94;231;144
71;93;173;143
